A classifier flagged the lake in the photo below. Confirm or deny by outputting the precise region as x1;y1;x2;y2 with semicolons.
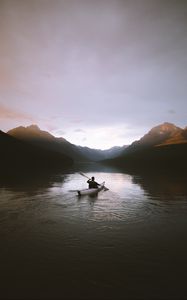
0;163;187;300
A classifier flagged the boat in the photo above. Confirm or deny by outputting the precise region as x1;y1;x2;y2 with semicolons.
77;182;105;196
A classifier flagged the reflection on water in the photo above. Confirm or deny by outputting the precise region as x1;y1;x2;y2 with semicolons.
0;164;187;299
133;171;187;200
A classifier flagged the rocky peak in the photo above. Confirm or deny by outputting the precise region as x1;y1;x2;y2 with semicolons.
7;124;54;140
149;122;181;135
129;122;182;149
26;124;41;131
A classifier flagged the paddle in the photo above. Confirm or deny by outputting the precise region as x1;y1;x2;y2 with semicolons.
79;172;109;191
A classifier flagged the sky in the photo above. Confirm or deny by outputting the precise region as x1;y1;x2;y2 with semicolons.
0;0;187;149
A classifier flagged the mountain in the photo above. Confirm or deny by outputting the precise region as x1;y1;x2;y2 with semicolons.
3;122;187;171
7;125;88;162
7;125;127;162
77;145;128;161
0;130;73;173
125;122;183;152
103;123;187;171
157;125;187;146
119;122;187;154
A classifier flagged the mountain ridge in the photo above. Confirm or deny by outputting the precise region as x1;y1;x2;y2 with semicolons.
3;122;187;172
126;122;185;151
0;129;73;173
102;122;187;171
7;124;128;161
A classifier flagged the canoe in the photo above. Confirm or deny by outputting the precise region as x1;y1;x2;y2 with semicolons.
77;182;105;196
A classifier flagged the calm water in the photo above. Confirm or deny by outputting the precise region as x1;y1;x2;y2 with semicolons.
1;164;187;300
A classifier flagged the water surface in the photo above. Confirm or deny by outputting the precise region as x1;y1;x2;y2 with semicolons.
1;165;187;299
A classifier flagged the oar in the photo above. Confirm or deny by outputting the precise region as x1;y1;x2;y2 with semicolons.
79;172;91;180
79;172;109;191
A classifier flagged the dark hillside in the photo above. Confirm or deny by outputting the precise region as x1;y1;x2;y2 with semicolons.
0;130;73;173
102;123;187;172
105;143;187;172
7;125;127;162
7;125;87;162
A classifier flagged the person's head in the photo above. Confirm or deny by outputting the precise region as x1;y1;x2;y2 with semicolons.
91;176;95;181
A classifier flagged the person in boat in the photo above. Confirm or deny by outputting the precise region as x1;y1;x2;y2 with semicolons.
87;177;100;189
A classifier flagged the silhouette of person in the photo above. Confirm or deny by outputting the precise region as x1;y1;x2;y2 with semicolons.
87;177;100;189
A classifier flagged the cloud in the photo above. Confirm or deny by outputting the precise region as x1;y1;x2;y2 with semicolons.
71;119;84;124
74;128;85;133
53;129;66;137
0;104;34;121
45;124;59;132
168;109;176;114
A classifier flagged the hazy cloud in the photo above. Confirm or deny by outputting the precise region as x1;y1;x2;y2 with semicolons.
45;124;59;132
0;104;34;121
74;128;85;133
53;129;66;137
168;109;176;115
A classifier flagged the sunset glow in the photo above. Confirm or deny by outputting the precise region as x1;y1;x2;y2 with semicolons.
0;0;187;149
